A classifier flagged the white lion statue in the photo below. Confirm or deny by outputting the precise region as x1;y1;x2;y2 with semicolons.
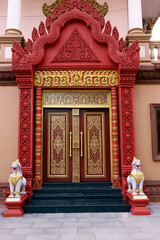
8;159;26;198
127;156;145;196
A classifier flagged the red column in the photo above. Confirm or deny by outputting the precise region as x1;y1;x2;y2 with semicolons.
17;78;34;197
119;76;136;196
111;87;121;188
33;87;42;188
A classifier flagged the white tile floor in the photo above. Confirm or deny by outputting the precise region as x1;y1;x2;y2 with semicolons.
0;203;159;240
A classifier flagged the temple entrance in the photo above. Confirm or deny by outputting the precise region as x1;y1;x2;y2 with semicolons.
43;108;110;182
10;1;140;215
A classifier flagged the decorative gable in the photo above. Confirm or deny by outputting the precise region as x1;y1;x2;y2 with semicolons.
51;28;100;63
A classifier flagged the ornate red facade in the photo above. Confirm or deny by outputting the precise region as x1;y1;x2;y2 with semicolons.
11;1;140;199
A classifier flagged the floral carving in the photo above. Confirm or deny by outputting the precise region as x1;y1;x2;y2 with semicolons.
12;41;24;61
60;1;67;14
32;27;39;42
98;13;105;30
45;14;52;33
27;39;33;54
39;21;46;36
92;5;98;20
84;0;91;14
19;89;31;167
43;0;108;17
112;26;119;41
51;28;100;62
12;5;139;73
121;88;134;166
23;172;32;179
118;38;124;52
123;46;128;53
68;0;82;11
121;40;140;70
104;20;112;34
52;6;59;21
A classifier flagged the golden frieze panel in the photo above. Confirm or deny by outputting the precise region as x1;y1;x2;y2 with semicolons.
43;90;110;108
34;70;118;88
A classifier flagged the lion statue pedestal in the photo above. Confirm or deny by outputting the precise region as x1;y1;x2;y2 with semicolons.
127;156;145;196
126;156;150;215
8;159;26;198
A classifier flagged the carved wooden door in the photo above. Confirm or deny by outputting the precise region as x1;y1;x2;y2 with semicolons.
43;108;110;182
80;110;110;181
43;109;72;182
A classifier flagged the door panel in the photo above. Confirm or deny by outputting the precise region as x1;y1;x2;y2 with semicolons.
43;108;110;182
80;109;110;181
43;109;72;182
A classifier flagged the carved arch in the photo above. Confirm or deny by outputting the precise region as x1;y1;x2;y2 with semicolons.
12;8;139;72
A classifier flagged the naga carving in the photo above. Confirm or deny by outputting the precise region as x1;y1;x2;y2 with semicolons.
11;3;140;72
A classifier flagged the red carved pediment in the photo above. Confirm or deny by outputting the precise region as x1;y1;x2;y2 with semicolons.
51;28;100;63
11;1;140;73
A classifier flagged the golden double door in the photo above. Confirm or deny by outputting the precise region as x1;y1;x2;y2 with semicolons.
43;108;111;182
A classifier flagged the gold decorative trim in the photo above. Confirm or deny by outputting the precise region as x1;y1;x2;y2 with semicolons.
72;109;80;182
42;0;108;17
72;109;79;116
38;88;117;184
84;112;106;178
43;90;110;108
34;70;118;88
110;87;120;186
47;112;69;178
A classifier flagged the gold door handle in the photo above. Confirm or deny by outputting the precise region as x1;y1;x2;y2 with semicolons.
80;131;83;157
69;132;72;157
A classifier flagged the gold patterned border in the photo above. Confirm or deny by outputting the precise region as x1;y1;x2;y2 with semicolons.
84;112;106;178
47;112;69;178
39;88;116;183
43;90;110;108
72;109;80;182
34;70;118;88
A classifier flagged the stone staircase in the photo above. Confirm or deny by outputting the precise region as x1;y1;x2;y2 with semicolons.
24;182;130;213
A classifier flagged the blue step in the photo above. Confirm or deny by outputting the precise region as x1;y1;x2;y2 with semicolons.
42;182;112;187
24;182;130;213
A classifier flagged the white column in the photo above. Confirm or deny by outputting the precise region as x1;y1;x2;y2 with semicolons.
6;0;21;35
128;0;143;32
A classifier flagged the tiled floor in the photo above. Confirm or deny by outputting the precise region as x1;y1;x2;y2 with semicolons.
0;203;159;240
